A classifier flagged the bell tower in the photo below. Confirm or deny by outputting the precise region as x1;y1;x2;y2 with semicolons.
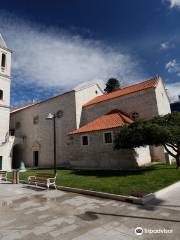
0;33;12;170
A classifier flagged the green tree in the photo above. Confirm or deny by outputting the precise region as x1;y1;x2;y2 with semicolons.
114;112;180;169
104;78;120;93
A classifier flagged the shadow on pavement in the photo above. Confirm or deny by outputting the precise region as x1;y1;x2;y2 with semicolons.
138;195;180;211
0;182;12;184
22;185;47;191
85;211;180;223
76;212;99;221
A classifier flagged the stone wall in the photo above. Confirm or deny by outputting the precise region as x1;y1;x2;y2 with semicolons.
67;128;151;170
78;78;171;164
75;84;103;128
10;91;77;168
10;84;101;168
81;88;158;127
155;79;171;115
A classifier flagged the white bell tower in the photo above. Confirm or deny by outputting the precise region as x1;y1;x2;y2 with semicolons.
0;33;12;171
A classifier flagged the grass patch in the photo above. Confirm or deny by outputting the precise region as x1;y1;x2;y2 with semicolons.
8;163;180;196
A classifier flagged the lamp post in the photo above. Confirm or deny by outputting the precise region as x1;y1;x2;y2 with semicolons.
46;110;63;175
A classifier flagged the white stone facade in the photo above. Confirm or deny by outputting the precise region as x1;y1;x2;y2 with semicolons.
10;85;103;168
0;34;12;171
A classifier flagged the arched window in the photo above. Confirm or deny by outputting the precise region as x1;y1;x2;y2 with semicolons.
0;90;3;100
1;53;6;68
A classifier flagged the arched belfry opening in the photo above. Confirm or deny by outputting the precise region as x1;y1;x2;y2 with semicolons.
12;144;23;169
1;53;6;68
0;90;3;100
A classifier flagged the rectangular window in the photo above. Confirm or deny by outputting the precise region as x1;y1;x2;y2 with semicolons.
9;129;15;136
33;116;39;124
104;132;113;144
0;90;3;100
33;151;39;167
1;53;6;72
81;135;89;146
0;156;2;170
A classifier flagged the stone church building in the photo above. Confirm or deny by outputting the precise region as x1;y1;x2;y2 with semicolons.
0;34;171;171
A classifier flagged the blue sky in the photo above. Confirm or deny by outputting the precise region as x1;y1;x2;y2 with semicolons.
0;0;180;106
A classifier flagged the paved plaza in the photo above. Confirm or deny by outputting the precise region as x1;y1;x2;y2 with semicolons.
0;182;180;240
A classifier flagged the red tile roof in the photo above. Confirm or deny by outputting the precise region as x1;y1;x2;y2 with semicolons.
68;110;133;135
83;76;160;107
11;103;37;114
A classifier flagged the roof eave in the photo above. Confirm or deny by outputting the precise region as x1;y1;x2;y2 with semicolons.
68;125;123;135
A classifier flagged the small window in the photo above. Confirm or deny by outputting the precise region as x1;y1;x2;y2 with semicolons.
9;129;15;136
132;112;139;120
0;90;3;100
33;116;39;124
81;135;89;146
1;53;6;68
104;132;113;144
15;122;21;129
95;90;98;94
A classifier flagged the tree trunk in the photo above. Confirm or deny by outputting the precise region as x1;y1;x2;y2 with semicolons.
176;146;180;169
175;155;180;169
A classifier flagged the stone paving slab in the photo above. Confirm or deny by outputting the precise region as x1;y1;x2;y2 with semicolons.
0;182;180;239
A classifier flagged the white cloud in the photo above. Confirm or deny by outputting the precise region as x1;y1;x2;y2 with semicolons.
0;12;145;92
165;59;180;74
165;59;180;101
160;42;170;50
166;0;180;8
1;12;178;105
166;82;180;101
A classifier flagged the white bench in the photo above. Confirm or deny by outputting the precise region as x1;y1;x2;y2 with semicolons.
28;173;57;189
0;171;7;181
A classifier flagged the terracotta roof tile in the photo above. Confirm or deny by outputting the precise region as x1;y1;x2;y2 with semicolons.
68;110;133;135
11;103;37;114
83;76;160;107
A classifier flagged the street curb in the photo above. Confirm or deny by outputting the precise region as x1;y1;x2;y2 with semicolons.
12;179;149;204
56;185;154;205
8;179;179;205
8;178;154;204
